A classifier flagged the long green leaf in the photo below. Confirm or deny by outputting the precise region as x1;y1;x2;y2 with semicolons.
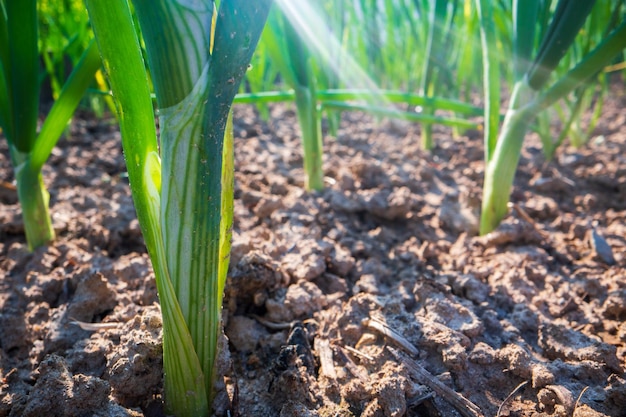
204;0;272;391
30;40;101;172
264;9;297;88
6;0;38;153
1;0;56;250
235;89;484;116
530;19;626;113
527;0;597;90
321;100;479;129
282;7;310;89
0;2;12;142
513;0;539;81
418;0;455;150
279;4;324;190
265;3;325;189
475;0;500;162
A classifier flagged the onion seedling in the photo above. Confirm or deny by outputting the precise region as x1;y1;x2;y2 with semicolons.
418;0;458;150
0;0;101;250
476;0;626;234
84;0;271;415
265;5;324;191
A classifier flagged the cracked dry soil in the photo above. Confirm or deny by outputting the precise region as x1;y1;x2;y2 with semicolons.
1;88;625;417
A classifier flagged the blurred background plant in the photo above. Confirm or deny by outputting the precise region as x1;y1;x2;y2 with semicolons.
38;0;113;113
477;0;626;234
0;0;101;250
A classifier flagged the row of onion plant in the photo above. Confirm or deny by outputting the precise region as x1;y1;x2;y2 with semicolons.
244;0;625;234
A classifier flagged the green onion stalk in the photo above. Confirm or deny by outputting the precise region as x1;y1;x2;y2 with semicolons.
0;0;101;250
84;0;271;415
265;6;324;191
477;0;626;234
419;0;456;150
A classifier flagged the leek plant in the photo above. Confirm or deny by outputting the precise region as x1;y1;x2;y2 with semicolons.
265;5;324;191
84;0;271;415
418;0;457;150
0;0;101;250
477;0;626;234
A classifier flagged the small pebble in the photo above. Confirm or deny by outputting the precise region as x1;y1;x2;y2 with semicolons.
590;228;615;265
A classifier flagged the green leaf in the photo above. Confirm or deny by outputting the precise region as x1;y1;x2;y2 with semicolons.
513;0;539;81
531;19;626;113
474;0;500;162
30;40;101;172
132;0;214;108
6;0;38;153
203;0;272;393
0;3;12;142
262;3;324;188
527;0;597;90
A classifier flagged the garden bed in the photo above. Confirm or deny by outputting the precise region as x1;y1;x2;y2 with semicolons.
1;90;625;416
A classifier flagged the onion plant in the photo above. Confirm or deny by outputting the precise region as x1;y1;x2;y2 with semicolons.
265;5;324;190
260;0;484;190
84;0;271;415
418;0;458;150
0;0;101;250
477;0;626;234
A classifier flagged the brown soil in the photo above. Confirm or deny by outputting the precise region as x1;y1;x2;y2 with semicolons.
1;87;625;417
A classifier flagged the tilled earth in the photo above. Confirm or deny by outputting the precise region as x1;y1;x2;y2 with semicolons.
0;89;625;416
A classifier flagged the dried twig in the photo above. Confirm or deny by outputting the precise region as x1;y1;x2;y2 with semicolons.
510;203;542;232
388;346;484;417
497;381;527;417
336;346;369;382
364;317;419;356
343;345;375;362
70;318;121;331
573;386;589;416
0;181;16;191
